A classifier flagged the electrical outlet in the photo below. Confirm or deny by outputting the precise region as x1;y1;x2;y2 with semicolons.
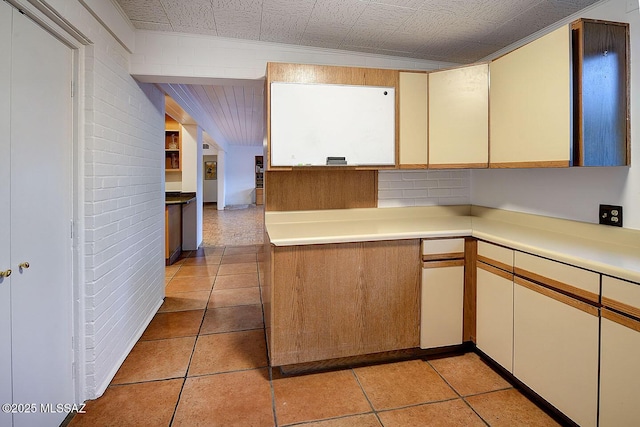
599;204;623;227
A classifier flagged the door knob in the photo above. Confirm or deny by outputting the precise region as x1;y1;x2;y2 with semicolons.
18;262;29;270
0;269;11;278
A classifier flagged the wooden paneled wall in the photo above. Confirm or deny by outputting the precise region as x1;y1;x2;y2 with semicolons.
265;170;378;211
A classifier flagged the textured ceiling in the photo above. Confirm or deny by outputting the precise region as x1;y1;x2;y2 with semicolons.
117;0;601;63
116;0;603;147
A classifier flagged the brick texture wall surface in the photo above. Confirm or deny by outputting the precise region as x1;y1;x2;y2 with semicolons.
378;170;471;207
82;25;165;398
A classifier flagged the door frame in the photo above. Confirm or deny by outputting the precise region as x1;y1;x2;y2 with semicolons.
6;0;87;404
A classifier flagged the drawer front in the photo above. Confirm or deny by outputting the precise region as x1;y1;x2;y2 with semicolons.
477;241;513;272
422;238;465;259
514;251;599;302
602;276;640;319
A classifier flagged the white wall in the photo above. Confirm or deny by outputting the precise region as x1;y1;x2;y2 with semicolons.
226;145;263;205
131;32;456;83
472;0;640;230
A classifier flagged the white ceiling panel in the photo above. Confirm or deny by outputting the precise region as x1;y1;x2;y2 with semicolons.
213;9;261;39
116;0;604;146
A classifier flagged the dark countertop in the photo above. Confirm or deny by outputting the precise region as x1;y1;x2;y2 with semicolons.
165;192;196;205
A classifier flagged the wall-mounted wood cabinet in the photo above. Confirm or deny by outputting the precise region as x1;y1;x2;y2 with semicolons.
165;115;182;172
572;19;630;166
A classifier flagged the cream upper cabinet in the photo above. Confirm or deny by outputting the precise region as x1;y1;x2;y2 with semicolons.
428;64;488;169
489;25;571;168
399;72;428;168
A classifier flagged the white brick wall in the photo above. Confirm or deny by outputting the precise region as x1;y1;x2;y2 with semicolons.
378;170;471;208
83;26;166;398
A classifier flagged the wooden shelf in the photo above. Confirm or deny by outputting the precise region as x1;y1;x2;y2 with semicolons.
165;116;181;172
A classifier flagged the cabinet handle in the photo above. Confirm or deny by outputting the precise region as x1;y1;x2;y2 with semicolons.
18;262;29;270
0;269;11;278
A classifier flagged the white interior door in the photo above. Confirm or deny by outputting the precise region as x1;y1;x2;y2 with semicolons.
10;8;74;427
0;3;14;426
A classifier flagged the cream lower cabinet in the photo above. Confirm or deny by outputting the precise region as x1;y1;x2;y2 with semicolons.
420;238;465;348
599;276;640;426
513;277;599;427
476;266;513;371
476;241;514;373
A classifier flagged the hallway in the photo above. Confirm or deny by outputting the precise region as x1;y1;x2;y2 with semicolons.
66;205;561;426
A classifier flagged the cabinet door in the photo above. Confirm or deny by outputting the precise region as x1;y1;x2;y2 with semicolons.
271;240;420;365
399;72;428;167
0;3;13;426
476;264;513;372
599;311;640;427
514;278;599;427
489;26;571;168
421;260;464;348
428;64;488;169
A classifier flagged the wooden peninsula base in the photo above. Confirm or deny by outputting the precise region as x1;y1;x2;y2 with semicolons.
263;239;420;366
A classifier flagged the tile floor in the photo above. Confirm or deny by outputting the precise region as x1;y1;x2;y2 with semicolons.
67;204;561;426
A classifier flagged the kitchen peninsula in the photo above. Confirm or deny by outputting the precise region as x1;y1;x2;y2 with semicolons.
263;205;640;427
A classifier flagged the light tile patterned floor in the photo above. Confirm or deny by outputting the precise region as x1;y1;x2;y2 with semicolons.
68;206;561;426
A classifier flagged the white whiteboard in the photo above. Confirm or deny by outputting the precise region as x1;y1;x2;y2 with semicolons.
270;82;395;166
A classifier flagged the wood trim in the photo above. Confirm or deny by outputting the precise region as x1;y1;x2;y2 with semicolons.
515;276;599;317
399;164;428;169
464;238;477;343
428;163;488;169
514;266;599;304
422;259;464;269
489;160;570;168
478;261;514;282
477;255;513;273
602;308;640;333
422;253;465;262
602;296;640;320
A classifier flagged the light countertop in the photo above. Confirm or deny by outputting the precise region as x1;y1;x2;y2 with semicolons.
265;206;640;283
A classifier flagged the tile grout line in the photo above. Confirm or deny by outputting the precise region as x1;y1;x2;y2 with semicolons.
348;368;385;426
424;359;491;427
167;248;222;427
